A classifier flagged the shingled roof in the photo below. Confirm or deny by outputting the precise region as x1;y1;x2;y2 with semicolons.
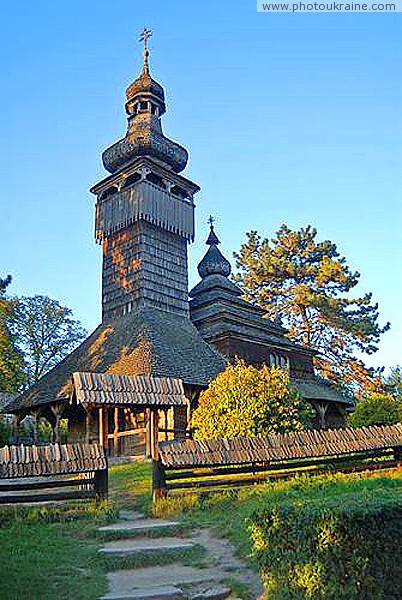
293;379;354;405
6;308;226;414
72;372;187;406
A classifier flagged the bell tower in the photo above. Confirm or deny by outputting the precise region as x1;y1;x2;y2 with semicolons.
91;30;200;322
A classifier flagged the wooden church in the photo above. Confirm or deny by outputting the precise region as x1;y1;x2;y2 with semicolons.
5;34;352;456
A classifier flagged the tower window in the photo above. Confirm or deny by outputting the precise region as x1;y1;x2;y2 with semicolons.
146;172;164;188
122;173;141;188
100;186;118;200
140;101;148;111
170;185;189;200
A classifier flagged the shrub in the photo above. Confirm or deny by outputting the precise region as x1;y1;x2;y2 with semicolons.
192;360;312;440
348;392;402;428
249;482;402;599
0;419;12;446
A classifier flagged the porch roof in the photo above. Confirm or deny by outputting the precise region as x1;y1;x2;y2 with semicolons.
72;372;187;407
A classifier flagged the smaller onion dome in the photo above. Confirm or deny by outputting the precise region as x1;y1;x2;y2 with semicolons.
125;50;166;115
198;224;232;279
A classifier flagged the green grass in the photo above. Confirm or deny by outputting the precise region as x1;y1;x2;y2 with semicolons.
0;460;152;600
108;460;152;512
0;504;112;600
154;466;402;573
1;460;400;600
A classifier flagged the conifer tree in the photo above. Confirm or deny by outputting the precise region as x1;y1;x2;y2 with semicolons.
234;225;389;391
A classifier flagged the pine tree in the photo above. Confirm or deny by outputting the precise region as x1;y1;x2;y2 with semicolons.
234;225;389;391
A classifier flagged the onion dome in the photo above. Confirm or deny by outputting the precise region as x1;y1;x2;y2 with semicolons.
102;40;188;174
190;222;242;299
125;50;166;115
198;225;232;279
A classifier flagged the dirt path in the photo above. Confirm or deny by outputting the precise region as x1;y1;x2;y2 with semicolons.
98;510;264;600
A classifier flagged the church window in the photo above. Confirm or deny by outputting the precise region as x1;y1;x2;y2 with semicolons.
146;172;164;187
140;101;148;111
122;173;141;188
170;185;189;200
100;186;118;200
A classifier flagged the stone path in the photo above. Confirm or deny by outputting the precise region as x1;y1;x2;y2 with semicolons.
98;510;264;600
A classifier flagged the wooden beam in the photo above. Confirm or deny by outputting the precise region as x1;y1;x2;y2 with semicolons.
94;469;108;503
98;407;104;447
145;408;152;459
150;410;158;459
152;459;167;502
113;407;119;457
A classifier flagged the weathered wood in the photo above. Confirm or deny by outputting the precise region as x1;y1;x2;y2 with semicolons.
113;407;120;456
0;443;107;505
159;424;402;469
152;459;167;502
0;489;96;505
164;460;400;495
154;423;402;501
0;477;95;492
94;469;108;502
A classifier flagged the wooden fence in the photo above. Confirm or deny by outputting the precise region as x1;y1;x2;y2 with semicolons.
153;423;402;500
0;443;108;504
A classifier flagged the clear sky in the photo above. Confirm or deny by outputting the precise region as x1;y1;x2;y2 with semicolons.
0;1;400;372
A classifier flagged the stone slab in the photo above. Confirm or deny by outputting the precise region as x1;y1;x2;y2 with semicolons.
104;565;225;594
119;510;145;521
191;587;231;600
101;584;184;600
99;519;179;533
99;537;195;555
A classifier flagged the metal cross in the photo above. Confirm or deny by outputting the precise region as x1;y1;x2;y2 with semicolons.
208;215;215;227
139;27;153;52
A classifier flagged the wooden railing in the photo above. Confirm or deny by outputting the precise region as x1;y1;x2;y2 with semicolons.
153;423;402;501
0;442;108;504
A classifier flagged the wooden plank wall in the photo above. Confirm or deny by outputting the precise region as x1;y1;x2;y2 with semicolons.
0;443;108;504
153;423;402;500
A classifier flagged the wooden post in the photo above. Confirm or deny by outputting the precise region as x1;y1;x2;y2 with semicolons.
94;468;108;503
98;407;104;447
98;406;109;452
31;408;40;444
152;459;167;502
316;402;329;430
85;406;92;444
150;410;159;459
50;404;64;443
164;408;168;441
146;408;152;459
113;407;120;457
103;407;109;453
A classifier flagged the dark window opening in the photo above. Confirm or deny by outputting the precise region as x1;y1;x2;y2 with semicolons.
122;173;141;188
100;186;118;200
140;101;148;111
146;172;164;187
170;185;189;200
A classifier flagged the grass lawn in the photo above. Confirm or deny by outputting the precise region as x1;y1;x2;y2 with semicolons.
0;462;152;600
154;466;402;572
0;461;401;600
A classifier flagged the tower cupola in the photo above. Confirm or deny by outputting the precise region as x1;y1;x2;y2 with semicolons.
102;30;188;174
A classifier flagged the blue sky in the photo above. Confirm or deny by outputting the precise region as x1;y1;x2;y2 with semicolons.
0;1;400;372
